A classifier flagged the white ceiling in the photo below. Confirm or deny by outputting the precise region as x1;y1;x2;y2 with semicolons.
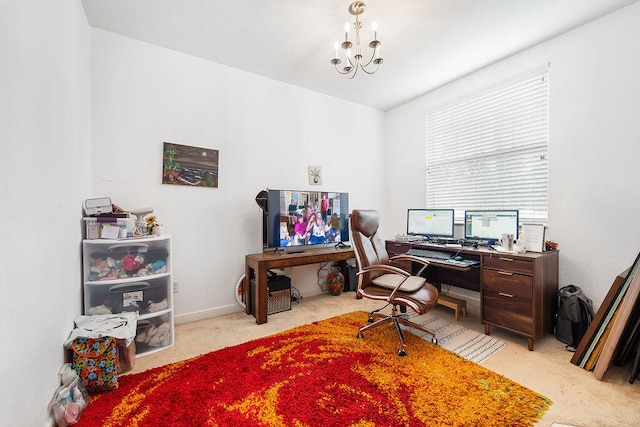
81;0;638;111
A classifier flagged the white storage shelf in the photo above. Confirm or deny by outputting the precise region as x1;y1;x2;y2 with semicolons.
82;235;174;357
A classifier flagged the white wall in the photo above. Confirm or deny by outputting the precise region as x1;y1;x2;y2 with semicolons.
384;2;640;309
0;1;91;425
89;29;385;322
2;3;636;425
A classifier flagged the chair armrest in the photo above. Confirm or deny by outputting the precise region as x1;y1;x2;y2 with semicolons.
390;254;431;276
390;254;430;267
357;263;410;277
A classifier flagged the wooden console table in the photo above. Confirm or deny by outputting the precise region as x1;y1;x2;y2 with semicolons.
244;247;355;324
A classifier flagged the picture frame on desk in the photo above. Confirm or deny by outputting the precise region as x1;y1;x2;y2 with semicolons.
521;223;545;252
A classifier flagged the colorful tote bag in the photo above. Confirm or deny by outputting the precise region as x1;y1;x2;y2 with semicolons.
71;337;118;392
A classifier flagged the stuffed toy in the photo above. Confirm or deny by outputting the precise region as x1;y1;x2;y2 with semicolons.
122;253;143;275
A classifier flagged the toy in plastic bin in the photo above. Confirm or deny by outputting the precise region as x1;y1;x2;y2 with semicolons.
49;364;89;426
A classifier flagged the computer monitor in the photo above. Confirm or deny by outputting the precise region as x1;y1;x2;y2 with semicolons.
406;209;455;238
464;210;519;241
265;189;349;252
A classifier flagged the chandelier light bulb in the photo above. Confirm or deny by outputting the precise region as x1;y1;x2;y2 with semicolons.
331;2;383;78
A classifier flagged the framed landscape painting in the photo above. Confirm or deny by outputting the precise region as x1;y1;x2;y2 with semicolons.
162;142;219;188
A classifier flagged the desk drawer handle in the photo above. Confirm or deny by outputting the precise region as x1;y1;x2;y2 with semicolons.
498;257;514;262
499;292;514;298
498;270;513;276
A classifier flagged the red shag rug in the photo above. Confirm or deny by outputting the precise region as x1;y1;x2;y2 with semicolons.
75;311;551;426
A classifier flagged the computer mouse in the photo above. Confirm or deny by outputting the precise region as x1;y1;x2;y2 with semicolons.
454;256;463;261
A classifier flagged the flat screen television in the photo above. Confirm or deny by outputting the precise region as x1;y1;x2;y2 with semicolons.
265;189;350;252
406;208;455;238
464;210;519;242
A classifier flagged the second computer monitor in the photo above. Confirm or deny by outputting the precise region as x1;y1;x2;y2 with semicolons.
407;209;455;238
464;210;519;241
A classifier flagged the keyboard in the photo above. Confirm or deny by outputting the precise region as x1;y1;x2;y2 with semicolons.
406;248;452;259
405;248;480;268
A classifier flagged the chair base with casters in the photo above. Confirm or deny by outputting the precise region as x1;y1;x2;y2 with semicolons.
357;303;437;357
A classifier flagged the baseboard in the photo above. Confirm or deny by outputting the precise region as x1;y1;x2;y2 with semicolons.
174;304;244;325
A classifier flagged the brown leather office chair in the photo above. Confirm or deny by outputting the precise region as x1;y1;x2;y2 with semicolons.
349;209;439;356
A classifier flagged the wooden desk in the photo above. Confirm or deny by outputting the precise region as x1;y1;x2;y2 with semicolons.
245;247;355;324
386;240;559;350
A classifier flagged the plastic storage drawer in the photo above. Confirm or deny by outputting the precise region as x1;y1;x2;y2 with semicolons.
84;275;171;318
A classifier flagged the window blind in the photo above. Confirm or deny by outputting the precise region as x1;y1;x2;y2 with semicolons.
426;67;549;224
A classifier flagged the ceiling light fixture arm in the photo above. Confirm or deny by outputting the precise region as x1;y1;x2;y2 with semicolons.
330;1;383;79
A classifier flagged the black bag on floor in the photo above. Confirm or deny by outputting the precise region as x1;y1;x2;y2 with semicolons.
556;285;595;352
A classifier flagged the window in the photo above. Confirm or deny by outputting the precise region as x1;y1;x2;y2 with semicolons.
426;66;549;224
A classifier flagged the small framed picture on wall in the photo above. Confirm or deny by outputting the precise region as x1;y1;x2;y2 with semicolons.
308;166;322;185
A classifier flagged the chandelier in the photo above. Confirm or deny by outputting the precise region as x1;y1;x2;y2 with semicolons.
331;1;383;78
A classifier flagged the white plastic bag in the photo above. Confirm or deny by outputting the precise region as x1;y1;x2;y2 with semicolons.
64;312;138;347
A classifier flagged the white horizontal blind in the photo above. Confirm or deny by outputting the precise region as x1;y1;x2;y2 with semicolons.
426;67;549;224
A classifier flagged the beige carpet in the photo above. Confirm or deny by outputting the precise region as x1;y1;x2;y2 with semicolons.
128;292;640;427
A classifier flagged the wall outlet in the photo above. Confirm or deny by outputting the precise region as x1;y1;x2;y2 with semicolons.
173;281;180;293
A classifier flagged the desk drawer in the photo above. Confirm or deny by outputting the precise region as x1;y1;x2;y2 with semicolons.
483;268;532;298
483;290;533;333
483;255;533;275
